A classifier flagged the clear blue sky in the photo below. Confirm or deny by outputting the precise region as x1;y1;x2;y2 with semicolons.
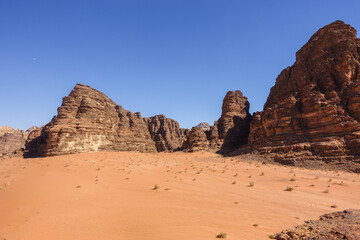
1;1;360;130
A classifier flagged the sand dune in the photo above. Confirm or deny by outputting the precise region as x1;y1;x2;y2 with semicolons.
0;152;359;240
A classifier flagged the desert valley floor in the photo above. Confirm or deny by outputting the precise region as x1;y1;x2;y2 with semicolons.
0;152;359;240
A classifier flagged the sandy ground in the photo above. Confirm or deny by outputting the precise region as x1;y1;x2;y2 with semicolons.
0;152;359;240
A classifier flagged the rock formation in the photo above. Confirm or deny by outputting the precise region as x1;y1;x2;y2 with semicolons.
0;127;26;157
183;126;211;152
271;209;360;240
146;115;188;152
26;84;188;157
24;127;43;158
184;90;251;152
219;90;251;151
0;126;39;157
247;21;360;170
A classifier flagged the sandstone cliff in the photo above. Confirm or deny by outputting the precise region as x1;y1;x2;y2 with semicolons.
146;115;188;152
247;21;360;170
184;90;251;153
0;126;39;157
26;84;188;157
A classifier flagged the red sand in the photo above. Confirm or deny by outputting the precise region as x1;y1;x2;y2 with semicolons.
0;151;359;239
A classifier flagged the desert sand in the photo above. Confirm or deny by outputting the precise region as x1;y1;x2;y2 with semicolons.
0;152;359;240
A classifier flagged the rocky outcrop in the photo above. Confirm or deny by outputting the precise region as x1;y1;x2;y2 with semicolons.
271;209;360;240
146;115;188;152
184;90;251;152
218;90;251;151
183;126;211;152
24;127;43;158
0;127;26;157
26;84;188;157
247;21;360;169
0;126;39;157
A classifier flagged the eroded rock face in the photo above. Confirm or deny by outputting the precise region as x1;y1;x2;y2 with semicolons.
0;126;39;157
146;115;188;152
219;90;251;151
248;21;360;168
26;84;187;157
271;209;360;240
182;127;210;152
184;90;251;152
0;127;26;157
24;127;43;158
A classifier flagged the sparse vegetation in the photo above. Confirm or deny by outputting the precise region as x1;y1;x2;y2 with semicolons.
253;224;258;227
323;189;330;194
153;184;160;190
216;232;227;238
248;181;254;187
331;204;337;208
285;186;294;191
290;177;296;181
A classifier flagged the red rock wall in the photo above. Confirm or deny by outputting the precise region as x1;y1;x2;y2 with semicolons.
248;21;360;167
27;84;188;157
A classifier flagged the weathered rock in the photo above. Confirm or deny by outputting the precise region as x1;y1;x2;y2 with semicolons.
183;126;210;152
184;90;251;152
247;21;360;169
0;127;26;157
270;209;360;240
219;90;251;151
26;84;187;157
24;127;43;158
146;115;188;152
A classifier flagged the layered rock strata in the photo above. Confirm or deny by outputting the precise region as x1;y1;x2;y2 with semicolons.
146;115;189;152
247;21;360;168
0;126;38;157
26;84;188;157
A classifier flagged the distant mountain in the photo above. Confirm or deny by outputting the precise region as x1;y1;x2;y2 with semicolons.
194;122;210;131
